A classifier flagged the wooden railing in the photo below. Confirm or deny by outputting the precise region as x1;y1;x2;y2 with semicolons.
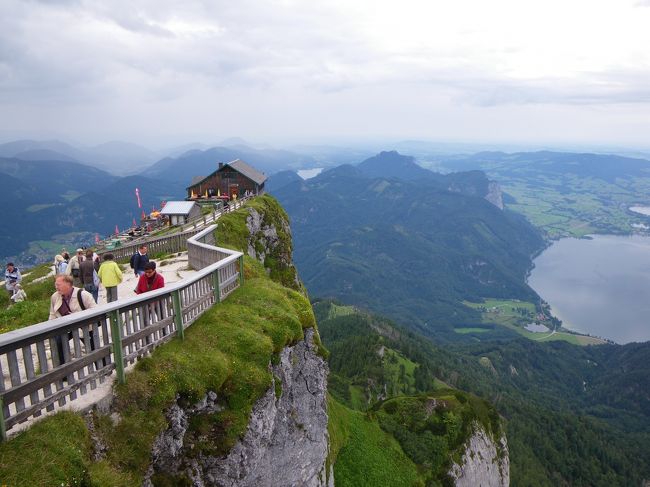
97;197;251;261
0;224;244;440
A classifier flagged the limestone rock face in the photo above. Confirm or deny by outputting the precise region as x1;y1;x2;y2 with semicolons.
485;181;504;210
146;329;330;487
245;205;303;291
448;425;510;487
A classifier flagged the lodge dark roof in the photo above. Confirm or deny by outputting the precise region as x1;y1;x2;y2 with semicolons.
227;159;267;185
187;159;267;189
190;175;206;186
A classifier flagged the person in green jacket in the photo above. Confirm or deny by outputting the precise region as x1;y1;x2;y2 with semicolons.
97;253;123;303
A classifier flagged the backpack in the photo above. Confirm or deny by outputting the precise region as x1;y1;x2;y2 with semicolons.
130;252;138;269
77;289;86;310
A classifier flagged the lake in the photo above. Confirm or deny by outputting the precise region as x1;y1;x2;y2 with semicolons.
528;235;650;344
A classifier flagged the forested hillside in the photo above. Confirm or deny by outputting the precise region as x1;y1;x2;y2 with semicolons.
273;154;544;341
316;300;650;486
0;157;183;264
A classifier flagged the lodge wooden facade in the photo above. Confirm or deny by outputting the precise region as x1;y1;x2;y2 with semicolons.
187;159;267;200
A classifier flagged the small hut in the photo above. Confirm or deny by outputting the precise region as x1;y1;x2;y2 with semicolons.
160;201;202;225
187;159;267;200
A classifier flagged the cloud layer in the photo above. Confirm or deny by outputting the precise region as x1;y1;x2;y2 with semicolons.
1;0;650;146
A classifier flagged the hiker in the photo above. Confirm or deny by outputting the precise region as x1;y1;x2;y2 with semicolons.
54;254;67;275
11;283;26;303
65;248;85;287
48;274;96;365
5;262;21;299
135;262;164;294
98;253;123;303
131;244;149;276
135;262;166;334
79;249;99;303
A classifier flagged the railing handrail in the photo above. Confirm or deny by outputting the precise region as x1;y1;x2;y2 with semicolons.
0;203;250;438
0;227;239;350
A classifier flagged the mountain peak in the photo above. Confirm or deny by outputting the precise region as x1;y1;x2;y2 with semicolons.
357;150;433;180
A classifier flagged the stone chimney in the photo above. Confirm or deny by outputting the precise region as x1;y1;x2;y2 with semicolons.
218;163;224;169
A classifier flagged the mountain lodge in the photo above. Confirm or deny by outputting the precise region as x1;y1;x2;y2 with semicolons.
186;159;267;201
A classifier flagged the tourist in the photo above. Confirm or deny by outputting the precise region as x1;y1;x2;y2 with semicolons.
98;253;123;303
135;261;164;294
132;244;149;276
65;248;85;287
54;254;67;275
79;249;99;303
11;283;26;304
48;274;96;364
4;262;21;299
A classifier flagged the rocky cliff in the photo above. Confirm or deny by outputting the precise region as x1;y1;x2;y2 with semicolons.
448;424;510;487
485;181;504;210
145;328;330;486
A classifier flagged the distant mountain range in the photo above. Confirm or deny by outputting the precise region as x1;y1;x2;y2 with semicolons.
0;139;162;176
271;151;544;340
144;145;317;183
440;150;650;182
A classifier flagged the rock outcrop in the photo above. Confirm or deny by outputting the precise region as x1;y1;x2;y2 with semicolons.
145;328;330;487
485;181;504;209
244;201;303;291
448;424;510;487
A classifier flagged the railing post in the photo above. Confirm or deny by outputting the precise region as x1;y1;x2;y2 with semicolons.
172;290;184;339
0;396;7;442
239;255;245;286
109;311;126;384
212;269;221;304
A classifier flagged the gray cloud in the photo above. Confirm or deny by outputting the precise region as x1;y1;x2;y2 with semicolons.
1;0;650;146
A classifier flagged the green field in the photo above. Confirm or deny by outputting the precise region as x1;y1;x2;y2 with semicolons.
463;298;605;346
494;172;650;238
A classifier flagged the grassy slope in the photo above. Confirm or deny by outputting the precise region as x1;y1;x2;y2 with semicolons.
328;396;423;487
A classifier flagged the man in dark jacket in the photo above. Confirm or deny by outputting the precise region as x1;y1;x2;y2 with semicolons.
133;244;149;276
79;249;99;303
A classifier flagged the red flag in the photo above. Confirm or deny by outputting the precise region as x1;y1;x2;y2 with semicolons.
142;210;146;220
132;218;137;227
135;188;142;208
95;233;100;244
115;225;119;235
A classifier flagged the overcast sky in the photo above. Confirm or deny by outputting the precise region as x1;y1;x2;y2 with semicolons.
1;0;650;149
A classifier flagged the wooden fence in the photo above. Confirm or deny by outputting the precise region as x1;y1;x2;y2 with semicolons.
98;197;251;261
0;224;244;440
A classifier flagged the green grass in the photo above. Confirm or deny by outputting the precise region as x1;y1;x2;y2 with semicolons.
0;411;92;487
328;396;423;487
26;203;60;212
326;303;356;320
454;327;491;334
463;299;606;346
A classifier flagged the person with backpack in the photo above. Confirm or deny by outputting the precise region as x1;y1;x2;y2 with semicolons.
48;274;96;365
131;244;149;276
5;262;22;299
65;248;85;287
79;249;99;303
98;253;123;303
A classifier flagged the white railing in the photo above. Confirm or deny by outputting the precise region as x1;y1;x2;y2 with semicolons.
0;224;244;439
